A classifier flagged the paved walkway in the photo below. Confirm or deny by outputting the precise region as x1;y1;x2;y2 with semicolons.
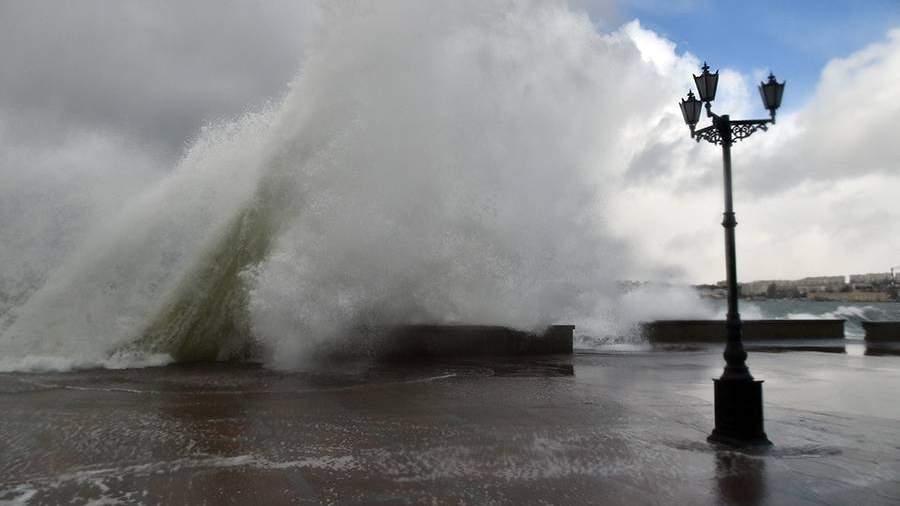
1;347;898;504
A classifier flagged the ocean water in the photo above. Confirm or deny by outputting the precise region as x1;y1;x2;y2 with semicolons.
575;297;900;349
707;299;900;338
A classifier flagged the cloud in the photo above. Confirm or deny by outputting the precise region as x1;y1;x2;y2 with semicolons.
609;25;900;282
742;28;900;193
0;0;313;156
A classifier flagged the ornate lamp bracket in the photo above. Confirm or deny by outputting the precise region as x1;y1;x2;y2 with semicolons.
693;125;722;145
692;119;771;146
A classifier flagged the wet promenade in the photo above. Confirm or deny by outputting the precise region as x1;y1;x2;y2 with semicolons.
1;346;898;504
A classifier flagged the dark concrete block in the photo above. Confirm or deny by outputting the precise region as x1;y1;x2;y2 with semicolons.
330;324;574;361
862;321;900;342
642;319;845;343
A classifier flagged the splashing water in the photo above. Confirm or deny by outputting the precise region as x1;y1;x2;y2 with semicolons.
0;1;709;371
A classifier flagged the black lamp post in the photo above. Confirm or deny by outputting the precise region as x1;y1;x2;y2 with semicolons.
679;62;785;447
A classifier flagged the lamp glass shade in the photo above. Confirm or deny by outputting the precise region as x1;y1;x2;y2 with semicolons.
759;73;785;112
679;91;703;126
693;63;719;102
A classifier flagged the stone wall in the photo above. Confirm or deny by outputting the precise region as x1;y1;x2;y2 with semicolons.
641;320;845;343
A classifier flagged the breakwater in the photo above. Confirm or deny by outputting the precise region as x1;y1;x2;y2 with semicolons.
863;321;900;342
642;319;845;343
331;325;574;361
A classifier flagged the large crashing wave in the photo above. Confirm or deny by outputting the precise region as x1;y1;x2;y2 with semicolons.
0;108;281;370
0;0;693;371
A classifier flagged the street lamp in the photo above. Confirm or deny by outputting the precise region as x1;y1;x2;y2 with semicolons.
679;62;785;447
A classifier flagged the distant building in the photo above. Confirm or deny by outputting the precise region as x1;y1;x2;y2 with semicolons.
740;280;778;298
793;276;847;294
849;272;893;287
733;275;847;298
713;271;896;300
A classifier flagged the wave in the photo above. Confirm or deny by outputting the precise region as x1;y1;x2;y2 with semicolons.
0;1;712;371
786;305;892;337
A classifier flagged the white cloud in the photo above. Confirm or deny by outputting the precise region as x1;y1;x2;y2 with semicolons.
609;25;900;282
0;0;314;156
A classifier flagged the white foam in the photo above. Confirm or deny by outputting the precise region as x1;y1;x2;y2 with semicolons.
0;1;711;369
0;353;171;373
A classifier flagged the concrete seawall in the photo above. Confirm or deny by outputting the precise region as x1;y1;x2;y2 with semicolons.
330;324;575;360
379;325;574;359
862;321;900;342
642;319;845;343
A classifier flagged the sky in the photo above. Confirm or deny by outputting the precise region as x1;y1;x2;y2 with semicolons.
594;0;900;282
0;0;898;289
610;0;900;110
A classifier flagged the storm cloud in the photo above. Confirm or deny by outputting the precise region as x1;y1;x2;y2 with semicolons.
0;0;312;155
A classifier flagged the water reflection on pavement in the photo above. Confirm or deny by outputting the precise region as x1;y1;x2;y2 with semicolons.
0;348;898;505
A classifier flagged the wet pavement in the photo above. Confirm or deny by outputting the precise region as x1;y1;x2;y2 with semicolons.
1;346;899;505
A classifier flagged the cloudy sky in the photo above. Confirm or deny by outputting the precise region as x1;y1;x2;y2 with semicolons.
1;0;897;286
600;0;900;283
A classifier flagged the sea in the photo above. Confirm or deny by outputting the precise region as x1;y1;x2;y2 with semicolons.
701;299;900;338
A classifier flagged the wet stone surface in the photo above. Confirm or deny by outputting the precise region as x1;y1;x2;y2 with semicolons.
0;349;898;505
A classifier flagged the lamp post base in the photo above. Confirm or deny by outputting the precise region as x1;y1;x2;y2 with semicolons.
708;378;772;447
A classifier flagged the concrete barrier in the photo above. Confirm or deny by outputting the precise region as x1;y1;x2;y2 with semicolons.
862;321;900;342
328;324;575;360
641;319;845;343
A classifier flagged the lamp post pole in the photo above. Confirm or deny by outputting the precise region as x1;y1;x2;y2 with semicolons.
714;112;749;381
718;116;748;381
680;64;785;447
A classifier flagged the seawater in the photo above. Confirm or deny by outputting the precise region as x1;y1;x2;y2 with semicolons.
709;299;900;338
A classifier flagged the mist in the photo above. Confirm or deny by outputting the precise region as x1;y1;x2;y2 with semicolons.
0;0;767;370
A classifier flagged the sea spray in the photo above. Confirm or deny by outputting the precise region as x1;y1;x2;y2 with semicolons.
244;0;640;366
0;0;714;370
0;107;280;369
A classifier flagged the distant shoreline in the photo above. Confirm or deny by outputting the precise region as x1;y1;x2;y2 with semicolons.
690;271;898;302
805;291;895;302
696;289;897;302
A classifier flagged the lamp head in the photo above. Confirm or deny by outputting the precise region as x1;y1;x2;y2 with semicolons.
759;72;785;121
693;62;719;103
679;90;703;127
